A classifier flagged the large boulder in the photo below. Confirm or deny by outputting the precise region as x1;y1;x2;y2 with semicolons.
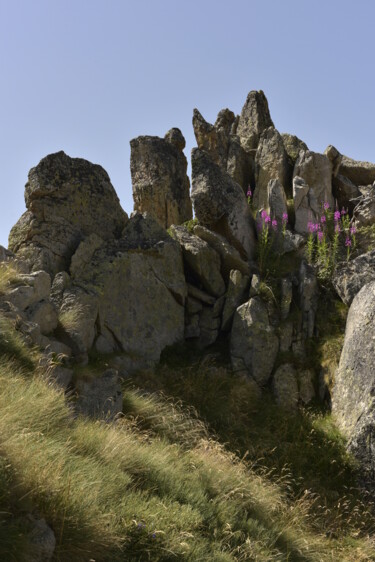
236;90;274;152
293;150;334;211
254;127;290;208
339;154;375;187
67;213;186;366
333;250;375;305
8;151;128;276
267;179;288;223
169;225;225;297
353;188;375;227
130;129;192;229
221;269;251;331
332;281;375;485
191;148;256;260
230;297;279;386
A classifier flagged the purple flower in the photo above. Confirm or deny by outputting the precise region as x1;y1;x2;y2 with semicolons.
334;210;341;222
341;207;347;215
335;224;341;233
318;231;324;242
272;219;278;229
350;225;356;235
321;215;326;224
265;215;271;224
261;210;268;219
282;212;288;223
323;202;330;210
151;533;156;539
345;237;352;247
307;221;314;233
247;189;252;197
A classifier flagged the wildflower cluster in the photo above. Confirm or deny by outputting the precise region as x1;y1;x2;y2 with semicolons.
306;202;357;280
257;210;288;275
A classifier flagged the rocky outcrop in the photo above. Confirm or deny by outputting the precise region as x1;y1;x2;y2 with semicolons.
230;297;279;387
130;129;192;229
254;127;290;208
8;152;128;276
236;90;274;152
192;108;253;191
191;148;256;260
221;269;250;331
332;281;375;485
293;150;334;211
333;250;375;305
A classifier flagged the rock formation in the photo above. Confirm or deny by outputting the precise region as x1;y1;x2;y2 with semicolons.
130;129;192;229
8;151;128;276
4;87;375;497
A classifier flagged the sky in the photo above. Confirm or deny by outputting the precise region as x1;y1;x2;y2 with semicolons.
0;0;374;247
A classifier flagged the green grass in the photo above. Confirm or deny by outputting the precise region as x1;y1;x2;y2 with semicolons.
0;306;374;561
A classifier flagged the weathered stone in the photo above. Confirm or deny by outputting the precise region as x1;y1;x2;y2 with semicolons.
50;271;70;308
293;150;334;211
24;515;56;562
272;364;299;410
249;274;261;297
221;270;251;331
324;145;342;177
130;131;192;229
339;154;375;186
193;225;250;278
237;90;274;152
199;305;220;347
299;369;315;404
280;230;305;255
267;179;288;223
279;321;293;352
186;296;203;315
353;189;375;227
230;297;279;386
332;174;361;213
27;300;58;335
170;225;225;296
49;366;74;390
293;176;320;235
332;281;375;484
282;133;308;166
9;151;128;275
226;136;254;191
72;214;186;365
254;128;290;208
299;261;318;339
0;245;14;262
333;249;375;305
70;233;104;279
75;369;123;422
5;271;51;311
280;276;293;321
191;148;256;260
95;334;116;354
185;313;200;339
187;283;216;305
192;108;234;169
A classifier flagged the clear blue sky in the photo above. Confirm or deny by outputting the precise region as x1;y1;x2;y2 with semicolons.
1;0;374;247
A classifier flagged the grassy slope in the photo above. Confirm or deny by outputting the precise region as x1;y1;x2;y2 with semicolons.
0;311;375;561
